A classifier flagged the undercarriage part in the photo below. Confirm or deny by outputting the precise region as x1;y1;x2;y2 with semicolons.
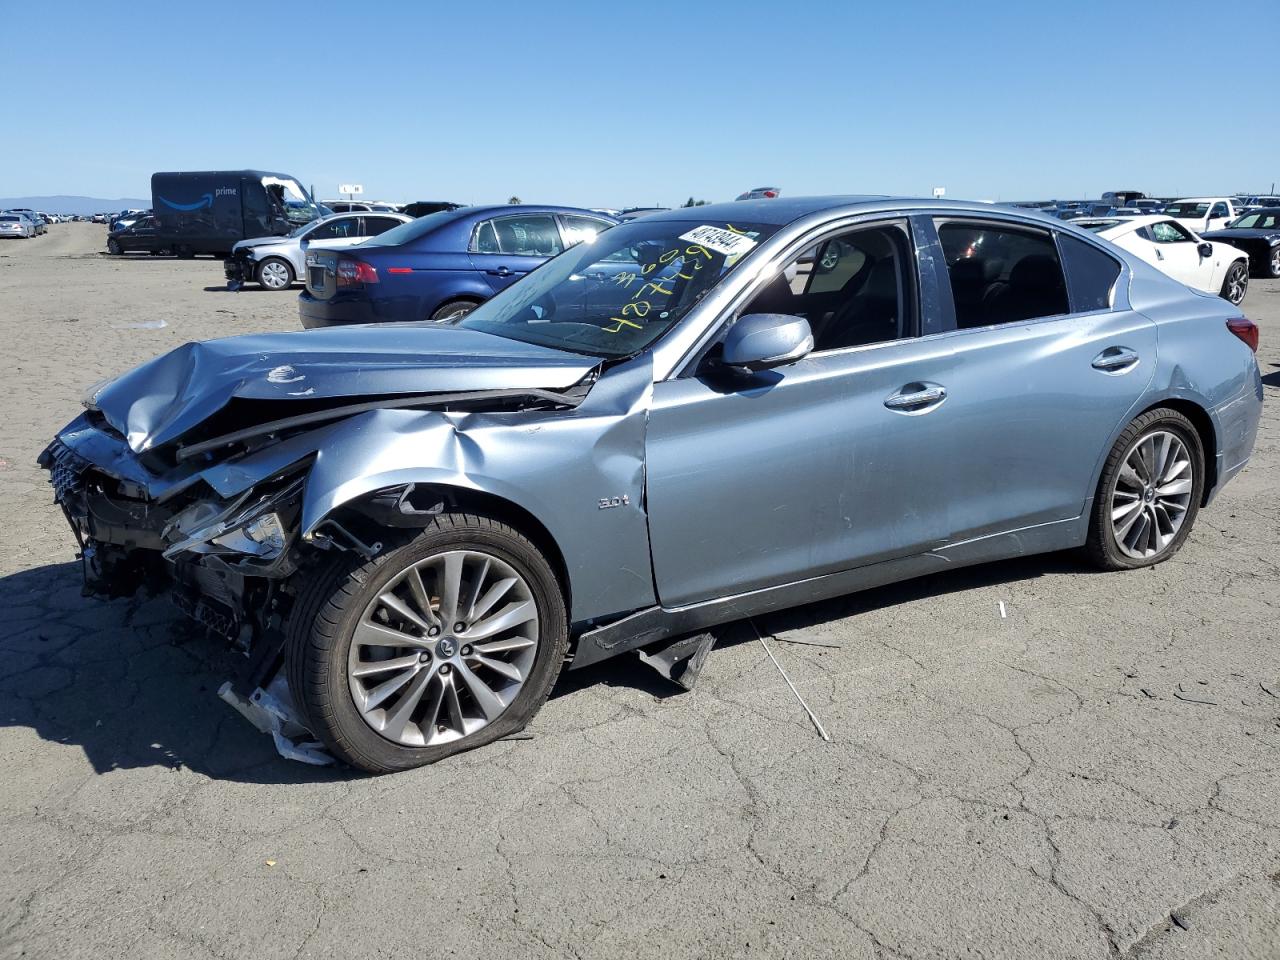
637;631;717;691
218;675;333;766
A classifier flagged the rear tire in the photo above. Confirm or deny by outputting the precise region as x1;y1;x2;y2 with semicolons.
286;512;568;774
1269;247;1280;279
1220;260;1248;305
106;238;120;255
430;299;478;322
1086;407;1204;571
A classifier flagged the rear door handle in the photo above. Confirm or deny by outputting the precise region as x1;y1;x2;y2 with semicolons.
486;266;512;277
884;383;947;413
1092;346;1140;373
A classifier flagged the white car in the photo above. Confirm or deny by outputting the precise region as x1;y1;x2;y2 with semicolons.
1082;215;1250;306
1162;197;1240;234
224;211;412;290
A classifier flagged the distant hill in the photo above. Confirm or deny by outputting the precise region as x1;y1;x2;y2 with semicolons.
0;195;150;215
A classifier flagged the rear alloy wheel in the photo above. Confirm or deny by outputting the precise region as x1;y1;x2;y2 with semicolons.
287;512;568;773
1086;408;1204;570
106;237;121;255
1221;260;1248;305
256;257;294;290
430;299;477;322
1269;247;1280;279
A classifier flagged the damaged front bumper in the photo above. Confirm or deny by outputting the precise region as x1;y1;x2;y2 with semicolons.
38;414;327;759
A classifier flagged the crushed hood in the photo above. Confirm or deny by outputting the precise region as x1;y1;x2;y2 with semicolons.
231;236;289;253
93;324;600;453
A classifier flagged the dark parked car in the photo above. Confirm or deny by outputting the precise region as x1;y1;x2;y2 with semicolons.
403;201;463;218
105;215;167;255
1201;210;1280;277
298;205;616;327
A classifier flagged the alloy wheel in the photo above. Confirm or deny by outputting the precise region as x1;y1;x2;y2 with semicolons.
260;260;291;289
1110;430;1194;560
1224;262;1248;305
347;549;539;747
1271;248;1280;277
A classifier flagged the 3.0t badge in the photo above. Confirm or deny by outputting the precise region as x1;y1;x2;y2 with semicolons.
598;494;630;510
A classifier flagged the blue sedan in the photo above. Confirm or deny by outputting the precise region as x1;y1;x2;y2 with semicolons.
298;205;617;327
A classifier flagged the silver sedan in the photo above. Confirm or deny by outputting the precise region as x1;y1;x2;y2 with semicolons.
41;197;1263;773
0;214;34;238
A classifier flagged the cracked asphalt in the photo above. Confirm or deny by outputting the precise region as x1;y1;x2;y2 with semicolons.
2;224;1278;960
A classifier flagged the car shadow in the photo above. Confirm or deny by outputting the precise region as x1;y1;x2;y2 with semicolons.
554;549;1095;700
4;550;1090;779
0;561;356;785
201;285;297;294
1261;363;1280;388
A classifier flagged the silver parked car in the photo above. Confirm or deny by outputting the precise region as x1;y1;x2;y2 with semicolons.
0;213;35;238
224;211;412;290
40;197;1262;773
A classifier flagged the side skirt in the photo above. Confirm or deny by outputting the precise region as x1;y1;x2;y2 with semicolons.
570;516;1083;670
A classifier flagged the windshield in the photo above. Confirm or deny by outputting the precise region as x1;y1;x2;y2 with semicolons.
454;218;778;358
261;176;322;226
1230;212;1280;229
1163;202;1209;217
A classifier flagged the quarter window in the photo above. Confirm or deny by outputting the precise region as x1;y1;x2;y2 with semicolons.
1058;234;1121;313
936;221;1069;328
561;215;612;248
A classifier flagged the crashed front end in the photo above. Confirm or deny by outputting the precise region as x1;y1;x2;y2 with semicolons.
36;327;624;765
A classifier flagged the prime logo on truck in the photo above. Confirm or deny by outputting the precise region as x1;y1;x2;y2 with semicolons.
151;170;321;257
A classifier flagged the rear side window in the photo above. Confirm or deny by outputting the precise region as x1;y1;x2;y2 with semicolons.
936;221;1069;328
473;215;564;256
1058;233;1121;313
364;216;403;235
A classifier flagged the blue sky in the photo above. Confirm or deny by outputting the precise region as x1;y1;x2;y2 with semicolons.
4;0;1276;206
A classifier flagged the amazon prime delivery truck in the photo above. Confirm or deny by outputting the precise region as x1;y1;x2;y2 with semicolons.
151;170;323;257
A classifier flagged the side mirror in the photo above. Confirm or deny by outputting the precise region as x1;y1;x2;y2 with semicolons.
721;313;813;373
1197;242;1213;259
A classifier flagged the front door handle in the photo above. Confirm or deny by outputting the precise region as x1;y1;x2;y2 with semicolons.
486;266;512;277
884;382;947;413
1092;346;1140;373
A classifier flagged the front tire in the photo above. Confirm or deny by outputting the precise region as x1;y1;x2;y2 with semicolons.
1086;408;1204;571
287;512;568;774
1220;260;1248;305
106;238;121;255
1268;247;1280;279
256;257;294;290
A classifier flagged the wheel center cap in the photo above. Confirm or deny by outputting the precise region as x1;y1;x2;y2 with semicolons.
437;637;457;658
1144;488;1156;503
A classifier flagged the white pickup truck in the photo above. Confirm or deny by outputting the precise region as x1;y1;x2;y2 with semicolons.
1163;197;1240;234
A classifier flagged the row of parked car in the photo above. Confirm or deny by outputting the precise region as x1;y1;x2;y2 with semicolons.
0;208;58;238
95;177;1279;323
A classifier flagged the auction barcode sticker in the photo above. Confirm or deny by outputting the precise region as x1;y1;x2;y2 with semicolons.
678;225;757;258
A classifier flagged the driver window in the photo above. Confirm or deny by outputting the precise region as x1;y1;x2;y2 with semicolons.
738;224;913;352
1149;221;1193;243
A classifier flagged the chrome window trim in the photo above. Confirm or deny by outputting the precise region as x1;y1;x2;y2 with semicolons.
645;202;1136;382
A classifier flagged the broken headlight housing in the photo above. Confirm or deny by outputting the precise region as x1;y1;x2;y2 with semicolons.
163;475;304;563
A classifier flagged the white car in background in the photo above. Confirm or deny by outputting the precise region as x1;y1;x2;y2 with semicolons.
1162;197;1240;234
1080;215;1250;306
224;211;412;290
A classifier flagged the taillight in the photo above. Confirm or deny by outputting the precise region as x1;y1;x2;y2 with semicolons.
1226;317;1259;352
335;258;379;287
